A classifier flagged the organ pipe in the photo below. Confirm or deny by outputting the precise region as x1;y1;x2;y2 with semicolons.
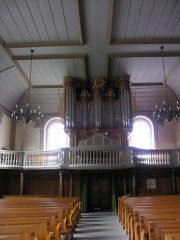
118;75;132;129
64;76;132;141
64;77;75;128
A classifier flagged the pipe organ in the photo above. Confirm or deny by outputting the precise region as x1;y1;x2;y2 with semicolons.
64;75;132;146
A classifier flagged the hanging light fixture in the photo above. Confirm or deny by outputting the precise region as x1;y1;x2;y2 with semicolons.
153;46;180;125
11;49;45;127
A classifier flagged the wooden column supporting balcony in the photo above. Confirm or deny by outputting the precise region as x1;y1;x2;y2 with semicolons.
59;170;64;197
123;173;127;196
132;169;136;196
69;172;73;197
171;169;177;195
20;171;24;195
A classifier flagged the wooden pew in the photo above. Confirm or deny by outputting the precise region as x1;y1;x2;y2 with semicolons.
148;220;180;240
134;208;180;240
0;196;80;239
0;211;59;239
0;217;48;240
165;233;180;240
128;205;180;240
126;205;180;234
0;225;33;240
4;204;77;235
118;195;180;224
1;196;80;227
155;228;180;240
126;202;180;231
118;195;180;240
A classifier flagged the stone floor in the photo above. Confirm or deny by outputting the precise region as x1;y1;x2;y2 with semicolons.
73;212;129;240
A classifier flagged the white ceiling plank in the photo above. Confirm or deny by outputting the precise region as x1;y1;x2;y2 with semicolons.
0;1;23;42
4;0;33;42
36;0;59;41
126;57;137;78
1;0;180;116
161;2;180;39
14;0;43;41
112;0;131;40
73;59;86;80
123;0;143;39
109;58;121;83
57;59;70;77
49;59;64;84
65;59;77;77
133;57;149;83
133;0;156;39
47;0;68;40
153;0;180;39
60;0;79;40
39;59;57;85
118;58;129;76
25;0;50;41
0;21;14;42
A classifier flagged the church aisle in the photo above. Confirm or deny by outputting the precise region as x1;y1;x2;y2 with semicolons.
73;212;128;240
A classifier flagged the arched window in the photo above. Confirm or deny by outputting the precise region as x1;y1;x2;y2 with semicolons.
44;117;69;150
129;116;155;149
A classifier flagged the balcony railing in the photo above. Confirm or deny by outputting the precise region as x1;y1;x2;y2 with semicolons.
0;147;180;170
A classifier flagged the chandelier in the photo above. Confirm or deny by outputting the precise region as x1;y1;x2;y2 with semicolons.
153;46;180;125
11;50;45;127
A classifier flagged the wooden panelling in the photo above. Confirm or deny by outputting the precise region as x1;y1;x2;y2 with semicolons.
0;168;179;199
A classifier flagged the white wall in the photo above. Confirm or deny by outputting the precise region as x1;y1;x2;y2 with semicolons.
155;122;177;149
15;124;41;151
1;113;180;151
0;113;11;149
174;121;180;148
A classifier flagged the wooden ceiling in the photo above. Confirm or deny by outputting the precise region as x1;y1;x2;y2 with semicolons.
0;0;180;117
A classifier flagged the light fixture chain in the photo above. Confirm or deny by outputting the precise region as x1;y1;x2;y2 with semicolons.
11;49;45;128
161;46;168;103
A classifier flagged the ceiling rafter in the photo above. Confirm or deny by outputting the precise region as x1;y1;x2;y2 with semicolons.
108;52;180;58
32;84;64;89
13;54;86;60
106;0;114;44
111;39;180;45
74;0;85;45
0;36;30;85
4;40;82;48
130;82;163;86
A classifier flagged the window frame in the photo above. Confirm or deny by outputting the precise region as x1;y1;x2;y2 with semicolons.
44;117;69;150
129;115;155;149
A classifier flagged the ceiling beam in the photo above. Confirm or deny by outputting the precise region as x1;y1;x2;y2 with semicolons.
32;85;64;89
108;51;180;58
75;0;85;45
0;36;29;85
106;0;114;44
111;39;180;45
13;54;86;60
130;82;163;87
4;40;82;48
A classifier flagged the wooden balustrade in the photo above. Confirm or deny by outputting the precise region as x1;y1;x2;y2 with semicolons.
0;147;180;169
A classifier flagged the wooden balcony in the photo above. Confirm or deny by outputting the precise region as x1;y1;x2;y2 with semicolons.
0;146;180;170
